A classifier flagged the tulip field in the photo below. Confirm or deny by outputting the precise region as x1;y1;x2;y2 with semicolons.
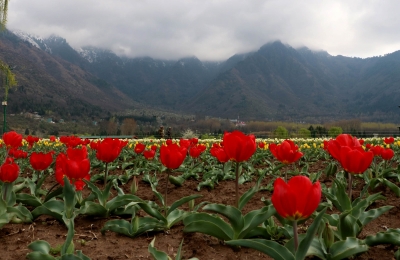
1;131;400;260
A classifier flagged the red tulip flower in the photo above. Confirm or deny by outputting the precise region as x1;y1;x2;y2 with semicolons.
134;143;146;154
0;157;20;183
339;146;373;174
30;152;53;171
223;130;256;162
8;148;28;159
327;134;363;161
60;136;83;148
189;144;207;158
143;149;156;160
210;146;229;163
179;138;191;149
96;138;124;163
384;137;395;145
160;143;187;169
258;142;265;149
2;131;23;149
63;146;91;181
55;153;67;186
369;145;383;157
269;140;303;164
381;148;394;161
25;135;40;148
271;176;321;221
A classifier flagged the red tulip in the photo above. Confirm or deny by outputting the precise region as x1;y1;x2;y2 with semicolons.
95;138;124;163
63;146;91;180
339;146;374;174
25;135;40;148
160;143;187;169
327;134;363;161
223;130;256;162
143;149;156;160
369;145;383;157
30;152;53;171
269;140;303;164
189;144;207;158
271;176;321;221
258;142;265;149
384;137;395;145
381;148;394;161
8;148;28;159
179;138;191;149
60;136;83;148
0;157;20;183
2;131;23;149
55;153;67;186
134;143;146;154
211;147;229;163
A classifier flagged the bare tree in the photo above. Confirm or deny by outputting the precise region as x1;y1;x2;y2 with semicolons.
121;118;136;135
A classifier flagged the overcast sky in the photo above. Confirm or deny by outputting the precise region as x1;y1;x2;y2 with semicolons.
7;0;400;61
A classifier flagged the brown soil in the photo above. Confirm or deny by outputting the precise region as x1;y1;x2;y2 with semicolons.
0;161;399;260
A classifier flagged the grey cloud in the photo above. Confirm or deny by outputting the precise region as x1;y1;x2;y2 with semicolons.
7;0;400;60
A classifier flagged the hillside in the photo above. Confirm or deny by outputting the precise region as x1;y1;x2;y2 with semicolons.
3;30;400;123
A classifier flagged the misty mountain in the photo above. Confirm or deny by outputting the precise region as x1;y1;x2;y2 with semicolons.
4;30;400;123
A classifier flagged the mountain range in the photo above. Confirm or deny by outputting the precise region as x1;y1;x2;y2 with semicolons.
1;29;400;123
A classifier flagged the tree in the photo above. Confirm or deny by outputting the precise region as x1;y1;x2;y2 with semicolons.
328;127;343;138
274;126;288;139
298;128;311;138
120;118;136;135
0;0;9;31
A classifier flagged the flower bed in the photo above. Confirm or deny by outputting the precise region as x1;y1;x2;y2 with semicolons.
0;132;399;260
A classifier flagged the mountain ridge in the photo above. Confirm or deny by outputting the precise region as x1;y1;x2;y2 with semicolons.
4;30;400;123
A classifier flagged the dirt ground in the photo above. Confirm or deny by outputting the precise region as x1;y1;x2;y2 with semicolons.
0;160;399;260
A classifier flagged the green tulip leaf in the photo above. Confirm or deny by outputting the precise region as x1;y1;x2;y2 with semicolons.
78;201;108;217
167;194;202;216
239;205;276;239
329;237;368;260
27;240;51;254
166;209;187;229
337;211;360;239
203;204;244;235
137;202;167;223
26;252;56;260
43;187;64;203
183;212;234;241
226;239;295;260
7;205;33;223
359;205;393;227
16;193;42;207
105;194;142;212
382;179;400;197
168;175;185;187
148;237;170;260
295;208;327;260
31;200;64;221
365;229;400;246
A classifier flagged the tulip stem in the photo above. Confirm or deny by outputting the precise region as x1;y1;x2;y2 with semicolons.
347;171;353;200
235;161;240;208
293;220;299;251
104;162;109;189
164;169;170;217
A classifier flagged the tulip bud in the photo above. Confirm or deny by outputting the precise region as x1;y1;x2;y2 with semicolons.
188;199;195;211
322;223;335;249
130;176;139;195
132;215;139;233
